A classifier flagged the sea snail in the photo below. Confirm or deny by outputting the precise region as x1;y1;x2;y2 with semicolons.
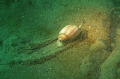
57;23;82;46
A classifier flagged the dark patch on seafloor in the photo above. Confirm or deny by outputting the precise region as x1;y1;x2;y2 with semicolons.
0;40;3;46
109;9;120;51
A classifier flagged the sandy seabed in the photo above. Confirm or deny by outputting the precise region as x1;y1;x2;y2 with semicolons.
0;0;120;79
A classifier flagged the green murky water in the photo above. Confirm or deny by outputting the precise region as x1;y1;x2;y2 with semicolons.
0;0;120;79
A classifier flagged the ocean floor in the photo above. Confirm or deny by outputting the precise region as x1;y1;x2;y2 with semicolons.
0;0;120;79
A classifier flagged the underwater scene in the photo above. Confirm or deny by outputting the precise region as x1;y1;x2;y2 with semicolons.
0;0;120;79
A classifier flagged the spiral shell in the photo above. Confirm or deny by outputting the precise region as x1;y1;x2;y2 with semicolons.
58;25;80;42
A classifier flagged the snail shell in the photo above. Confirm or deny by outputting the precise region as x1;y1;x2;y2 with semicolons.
58;25;80;42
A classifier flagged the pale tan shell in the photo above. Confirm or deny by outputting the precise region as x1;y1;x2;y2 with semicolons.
58;25;80;41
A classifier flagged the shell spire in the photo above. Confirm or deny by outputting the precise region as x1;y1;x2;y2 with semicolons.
78;22;83;28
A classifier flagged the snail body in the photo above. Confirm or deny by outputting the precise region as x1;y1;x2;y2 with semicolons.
57;24;82;46
58;25;80;41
